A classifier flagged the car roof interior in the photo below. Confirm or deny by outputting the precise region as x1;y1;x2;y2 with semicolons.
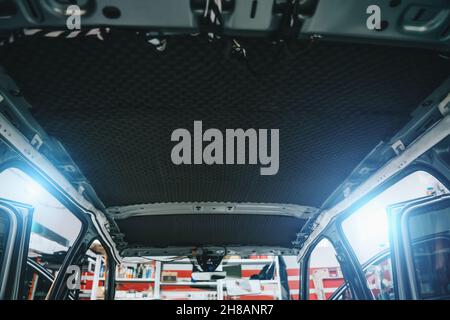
0;0;449;257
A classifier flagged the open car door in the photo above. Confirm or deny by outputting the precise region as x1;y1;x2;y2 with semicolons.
0;199;33;299
388;194;450;300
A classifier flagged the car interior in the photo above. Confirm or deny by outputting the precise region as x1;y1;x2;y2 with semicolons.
0;0;449;301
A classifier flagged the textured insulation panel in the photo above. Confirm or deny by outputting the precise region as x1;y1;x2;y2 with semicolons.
116;214;306;248
0;33;449;209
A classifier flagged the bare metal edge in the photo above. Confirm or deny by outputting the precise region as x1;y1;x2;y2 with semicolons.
108;202;318;220
121;246;299;257
0;113;121;263
297;115;450;261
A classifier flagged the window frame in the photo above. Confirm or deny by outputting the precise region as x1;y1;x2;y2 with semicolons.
334;165;450;300
23;258;54;300
0;203;18;299
393;194;450;300
72;237;113;301
303;236;352;300
0;161;90;299
0;199;34;299
329;249;391;300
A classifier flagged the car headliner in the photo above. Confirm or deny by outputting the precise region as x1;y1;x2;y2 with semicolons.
0;32;448;251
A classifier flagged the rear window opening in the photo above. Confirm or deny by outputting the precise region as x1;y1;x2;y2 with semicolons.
114;255;300;300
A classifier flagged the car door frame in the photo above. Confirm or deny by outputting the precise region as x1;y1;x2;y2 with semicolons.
300;223;373;300
385;195;437;299
329;249;390;300
0;111;121;299
303;165;450;300
388;193;450;300
0;199;33;299
0;159;119;300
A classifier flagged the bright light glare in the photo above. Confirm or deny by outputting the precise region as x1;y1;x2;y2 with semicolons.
25;178;42;200
0;168;82;248
29;232;67;255
342;171;448;264
346;199;390;250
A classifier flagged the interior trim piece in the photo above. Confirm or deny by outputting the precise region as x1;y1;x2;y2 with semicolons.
109;202;318;220
121;245;298;257
1;0;448;51
0;113;121;263
297;115;450;260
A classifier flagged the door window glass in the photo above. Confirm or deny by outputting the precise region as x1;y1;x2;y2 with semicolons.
407;205;450;299
333;286;353;300
363;255;394;300
341;171;447;299
22;262;53;300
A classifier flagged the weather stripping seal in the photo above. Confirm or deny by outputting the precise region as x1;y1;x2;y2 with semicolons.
297;115;450;261
0;113;121;263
